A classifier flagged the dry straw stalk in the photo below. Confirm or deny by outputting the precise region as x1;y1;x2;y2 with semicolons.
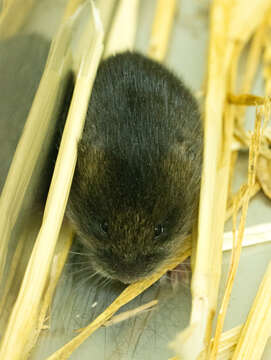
0;14;73;288
62;0;85;20
234;17;267;129
212;325;243;360
210;105;263;359
36;222;73;337
103;0;139;58
74;300;158;332
263;12;271;96
95;0;118;39
148;0;177;62
232;261;271;359
225;181;261;222
228;93;268;106
0;226;25;318
170;324;242;360
103;299;158;327
257;19;271;200
223;222;271;251
170;1;238;357
206;38;242;360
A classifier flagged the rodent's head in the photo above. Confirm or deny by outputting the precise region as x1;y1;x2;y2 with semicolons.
66;52;202;283
67;136;201;284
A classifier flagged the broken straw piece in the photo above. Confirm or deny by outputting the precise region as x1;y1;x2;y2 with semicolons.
232;261;271;359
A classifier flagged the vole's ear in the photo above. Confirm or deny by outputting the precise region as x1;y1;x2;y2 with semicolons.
163;135;203;195
169;137;202;165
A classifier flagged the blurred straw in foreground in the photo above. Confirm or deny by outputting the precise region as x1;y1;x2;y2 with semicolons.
0;1;104;359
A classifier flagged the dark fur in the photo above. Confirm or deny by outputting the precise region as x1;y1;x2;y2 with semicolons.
67;52;203;283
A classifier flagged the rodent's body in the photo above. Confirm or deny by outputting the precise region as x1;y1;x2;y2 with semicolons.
67;52;202;284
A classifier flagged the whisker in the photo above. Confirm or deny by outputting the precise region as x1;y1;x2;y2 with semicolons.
98;277;109;288
95;275;112;289
65;261;91;266
101;278;113;289
70;266;94;276
75;271;100;289
69;251;90;256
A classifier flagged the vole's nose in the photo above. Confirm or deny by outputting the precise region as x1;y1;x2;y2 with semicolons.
113;263;155;283
109;253;163;283
96;249;165;284
115;274;144;284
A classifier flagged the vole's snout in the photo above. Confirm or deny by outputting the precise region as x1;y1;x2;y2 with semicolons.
95;250;164;284
114;273;147;284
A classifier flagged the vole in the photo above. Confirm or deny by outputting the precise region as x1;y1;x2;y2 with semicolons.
66;51;203;284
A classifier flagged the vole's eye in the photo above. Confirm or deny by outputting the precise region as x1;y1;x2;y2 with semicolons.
100;221;109;234
154;224;164;238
